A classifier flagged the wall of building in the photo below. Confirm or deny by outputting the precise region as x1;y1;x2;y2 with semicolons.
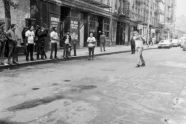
0;0;30;44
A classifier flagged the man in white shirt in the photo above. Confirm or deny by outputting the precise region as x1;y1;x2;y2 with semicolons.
25;26;35;61
133;31;145;67
50;27;59;59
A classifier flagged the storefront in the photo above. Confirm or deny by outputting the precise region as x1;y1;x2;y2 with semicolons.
116;16;131;45
30;0;111;48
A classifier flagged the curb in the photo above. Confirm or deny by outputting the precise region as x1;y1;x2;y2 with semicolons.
0;47;157;70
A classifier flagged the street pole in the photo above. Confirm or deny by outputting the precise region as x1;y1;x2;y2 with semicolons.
109;0;113;47
147;0;151;46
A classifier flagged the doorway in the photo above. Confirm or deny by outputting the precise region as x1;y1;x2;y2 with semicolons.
97;16;103;46
60;6;71;47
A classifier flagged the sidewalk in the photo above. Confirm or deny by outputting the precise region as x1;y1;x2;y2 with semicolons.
0;45;157;70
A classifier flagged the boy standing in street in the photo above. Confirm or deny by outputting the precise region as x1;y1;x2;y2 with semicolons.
50;27;59;59
87;33;96;60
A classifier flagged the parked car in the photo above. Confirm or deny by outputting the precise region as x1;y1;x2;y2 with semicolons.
180;37;186;48
182;40;186;51
158;40;172;48
172;39;179;47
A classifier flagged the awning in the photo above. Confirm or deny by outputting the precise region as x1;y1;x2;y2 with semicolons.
81;0;111;8
44;0;62;5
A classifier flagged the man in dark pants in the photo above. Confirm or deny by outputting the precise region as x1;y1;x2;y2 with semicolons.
71;32;77;56
35;25;41;60
0;24;8;65
22;27;28;57
6;24;18;64
131;33;136;54
25;26;35;61
37;26;48;60
50;27;59;59
100;32;106;52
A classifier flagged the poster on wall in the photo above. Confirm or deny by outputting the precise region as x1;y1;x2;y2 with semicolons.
70;20;79;40
50;16;60;29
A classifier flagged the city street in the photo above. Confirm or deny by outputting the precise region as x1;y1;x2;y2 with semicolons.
0;47;186;124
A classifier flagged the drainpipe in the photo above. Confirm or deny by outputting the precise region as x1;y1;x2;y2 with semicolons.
109;0;113;47
147;0;151;46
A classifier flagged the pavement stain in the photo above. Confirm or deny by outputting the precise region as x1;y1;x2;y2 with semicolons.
7;94;65;111
6;84;97;112
0;120;24;124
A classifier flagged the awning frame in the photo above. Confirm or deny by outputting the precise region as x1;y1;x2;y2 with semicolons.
81;0;111;8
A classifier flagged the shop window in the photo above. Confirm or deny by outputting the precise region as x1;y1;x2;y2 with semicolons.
89;16;97;33
103;19;110;37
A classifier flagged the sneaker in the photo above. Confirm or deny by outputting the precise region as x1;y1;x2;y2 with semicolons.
136;64;141;68
141;63;146;67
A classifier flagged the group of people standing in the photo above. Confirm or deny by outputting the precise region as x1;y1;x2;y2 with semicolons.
23;25;50;61
0;22;108;65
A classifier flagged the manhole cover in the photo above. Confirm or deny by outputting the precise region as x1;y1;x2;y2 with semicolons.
64;80;71;82
32;88;40;91
52;83;59;86
78;85;97;90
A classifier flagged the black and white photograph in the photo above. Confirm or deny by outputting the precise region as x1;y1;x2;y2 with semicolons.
0;0;185;124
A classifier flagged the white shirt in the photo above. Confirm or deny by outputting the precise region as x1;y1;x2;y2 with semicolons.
87;37;96;47
134;36;143;48
65;35;70;44
50;31;58;43
25;30;35;44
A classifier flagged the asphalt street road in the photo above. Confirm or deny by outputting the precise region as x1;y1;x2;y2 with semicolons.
0;47;186;124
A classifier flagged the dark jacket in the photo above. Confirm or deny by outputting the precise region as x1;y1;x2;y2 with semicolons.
131;37;135;46
100;34;106;43
37;29;48;42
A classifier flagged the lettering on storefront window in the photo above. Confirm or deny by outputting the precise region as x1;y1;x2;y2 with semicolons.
71;20;79;40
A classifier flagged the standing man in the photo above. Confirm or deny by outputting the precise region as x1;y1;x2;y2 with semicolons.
37;26;48;60
35;25;41;60
130;32;136;54
50;27;59;59
133;31;145;68
6;24;18;65
71;32;77;56
22;27;28;57
0;24;7;65
25;26;35;61
63;32;71;59
100;32;106;52
87;33;96;60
